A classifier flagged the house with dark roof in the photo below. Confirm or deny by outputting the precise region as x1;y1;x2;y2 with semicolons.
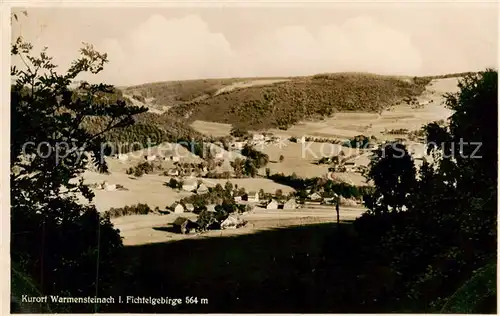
172;217;198;234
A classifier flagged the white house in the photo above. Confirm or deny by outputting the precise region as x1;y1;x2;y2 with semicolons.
185;204;195;212
172;203;185;214
146;155;157;161
266;199;279;210
197;183;209;194
234;195;243;202
252;134;265;142
100;181;116;191
308;192;322;201
245;191;259;203
206;204;217;213
283;198;297;209
167;168;179;176
221;215;244;230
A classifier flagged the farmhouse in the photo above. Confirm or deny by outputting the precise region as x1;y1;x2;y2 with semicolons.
146;155;157;161
172;203;185;214
197;183;209;194
283;198;297;209
101;181;117;192
252;133;265;142
206;204;217;213
308;192;322;201
172;217;198;234
266;199;279;210
322;197;337;205
185;203;195;212
244;191;259;203
234;195;243;202
167;168;179;176
221;215;245;230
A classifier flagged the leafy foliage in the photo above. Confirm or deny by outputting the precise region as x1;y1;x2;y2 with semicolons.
347;69;497;312
104;203;154;218
10;37;146;312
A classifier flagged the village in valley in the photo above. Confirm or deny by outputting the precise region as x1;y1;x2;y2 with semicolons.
76;76;457;245
10;5;497;313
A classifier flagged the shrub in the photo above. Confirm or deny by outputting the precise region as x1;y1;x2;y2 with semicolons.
104;203;153;218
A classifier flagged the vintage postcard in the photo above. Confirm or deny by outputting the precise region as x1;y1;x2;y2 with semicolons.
6;1;498;314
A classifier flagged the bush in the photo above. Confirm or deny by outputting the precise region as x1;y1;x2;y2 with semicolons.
230;126;248;138
104;203;154;218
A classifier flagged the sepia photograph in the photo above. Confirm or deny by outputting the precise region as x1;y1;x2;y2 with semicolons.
7;1;498;313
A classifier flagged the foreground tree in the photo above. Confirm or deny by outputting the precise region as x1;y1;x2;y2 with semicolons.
316;70;497;313
10;36;146;313
361;70;497;311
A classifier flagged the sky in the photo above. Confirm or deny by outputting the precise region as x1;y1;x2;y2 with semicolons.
11;4;499;86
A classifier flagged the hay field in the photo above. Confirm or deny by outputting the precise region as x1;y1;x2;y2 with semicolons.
79;169;296;212
190;120;233;137
258;140;369;179
79;172;192;211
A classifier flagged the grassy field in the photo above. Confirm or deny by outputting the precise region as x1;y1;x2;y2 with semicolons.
190;120;233;137
79;168;296;212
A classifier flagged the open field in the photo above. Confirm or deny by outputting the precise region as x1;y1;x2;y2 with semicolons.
190;120;233;137
112;205;366;246
79;172;193;210
258;139;370;181
79;170;296;211
214;79;291;95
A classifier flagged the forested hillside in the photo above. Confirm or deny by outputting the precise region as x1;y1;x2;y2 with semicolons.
168;73;431;130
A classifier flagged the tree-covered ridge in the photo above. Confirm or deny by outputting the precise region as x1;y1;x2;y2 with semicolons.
82;110;203;154
122;77;288;105
167;73;430;130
